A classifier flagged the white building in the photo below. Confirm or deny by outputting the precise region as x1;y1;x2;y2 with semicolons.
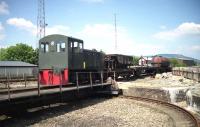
138;56;153;66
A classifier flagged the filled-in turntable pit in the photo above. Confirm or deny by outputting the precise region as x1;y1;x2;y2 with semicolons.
118;73;200;111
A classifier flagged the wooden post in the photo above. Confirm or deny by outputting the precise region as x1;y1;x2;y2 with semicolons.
24;73;27;88
59;72;62;94
76;72;79;92
4;68;6;77
114;71;116;81
90;72;93;89
7;73;11;100
59;71;63;102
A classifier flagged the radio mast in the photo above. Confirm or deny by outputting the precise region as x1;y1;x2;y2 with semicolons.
37;0;46;39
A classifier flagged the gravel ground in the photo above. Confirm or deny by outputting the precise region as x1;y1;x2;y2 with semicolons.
31;98;173;127
118;72;200;89
1;97;173;127
1;73;199;127
117;72;200;121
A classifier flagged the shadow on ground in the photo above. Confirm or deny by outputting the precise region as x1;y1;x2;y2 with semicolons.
0;95;112;127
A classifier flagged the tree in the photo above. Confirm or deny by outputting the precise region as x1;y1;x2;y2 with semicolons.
2;43;38;65
169;58;186;67
0;48;7;60
133;56;140;65
32;48;39;65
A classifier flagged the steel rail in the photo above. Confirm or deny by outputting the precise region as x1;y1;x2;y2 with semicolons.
120;95;199;127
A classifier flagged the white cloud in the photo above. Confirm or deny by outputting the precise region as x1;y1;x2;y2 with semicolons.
0;22;5;40
46;25;70;36
4;17;172;56
0;1;9;15
153;22;200;40
191;45;200;52
6;17;70;36
80;0;104;3
7;18;37;35
78;24;130;54
77;23;165;56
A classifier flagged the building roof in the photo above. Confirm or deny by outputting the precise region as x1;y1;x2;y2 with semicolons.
177;58;194;61
139;56;153;60
0;61;37;67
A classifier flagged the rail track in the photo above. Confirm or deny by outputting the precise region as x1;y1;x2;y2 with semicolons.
120;96;200;127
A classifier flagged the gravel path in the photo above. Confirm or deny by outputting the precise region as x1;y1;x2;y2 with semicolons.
1;97;173;127
29;98;173;127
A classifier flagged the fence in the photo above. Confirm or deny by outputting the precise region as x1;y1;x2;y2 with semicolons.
172;67;200;82
1;71;116;100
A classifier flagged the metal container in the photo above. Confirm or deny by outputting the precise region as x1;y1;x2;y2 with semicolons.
151;56;170;67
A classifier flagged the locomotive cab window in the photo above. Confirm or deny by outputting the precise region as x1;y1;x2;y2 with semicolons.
40;43;49;53
69;39;84;53
71;42;73;47
56;41;65;52
57;43;60;52
73;42;83;49
79;43;83;49
74;42;78;48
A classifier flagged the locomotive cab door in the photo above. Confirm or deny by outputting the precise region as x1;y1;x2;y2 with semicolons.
68;38;84;70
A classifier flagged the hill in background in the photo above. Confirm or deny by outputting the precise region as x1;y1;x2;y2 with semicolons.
157;54;200;64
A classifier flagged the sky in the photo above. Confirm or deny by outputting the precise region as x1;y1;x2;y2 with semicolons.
0;0;200;59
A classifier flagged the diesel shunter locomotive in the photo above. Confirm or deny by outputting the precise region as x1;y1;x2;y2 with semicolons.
39;34;104;85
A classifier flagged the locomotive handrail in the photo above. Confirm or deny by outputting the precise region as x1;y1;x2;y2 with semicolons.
74;71;116;89
73;71;114;74
38;73;40;96
7;74;11;100
89;72;93;89
76;72;79;92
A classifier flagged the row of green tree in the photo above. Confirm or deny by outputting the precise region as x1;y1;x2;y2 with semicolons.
0;43;38;65
169;58;187;67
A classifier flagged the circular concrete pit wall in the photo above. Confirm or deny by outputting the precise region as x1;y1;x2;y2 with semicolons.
186;89;200;112
122;87;190;103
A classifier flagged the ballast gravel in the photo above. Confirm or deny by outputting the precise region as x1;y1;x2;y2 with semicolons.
29;98;173;127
